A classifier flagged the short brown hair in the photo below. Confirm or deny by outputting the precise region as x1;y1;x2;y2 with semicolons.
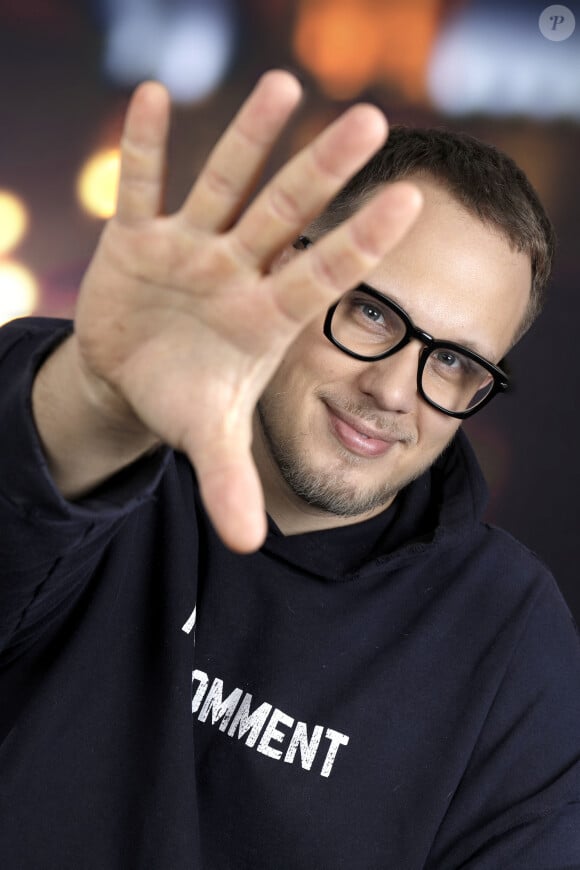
314;126;555;341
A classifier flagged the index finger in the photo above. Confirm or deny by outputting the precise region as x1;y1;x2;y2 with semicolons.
231;102;389;266
181;70;303;233
267;181;423;325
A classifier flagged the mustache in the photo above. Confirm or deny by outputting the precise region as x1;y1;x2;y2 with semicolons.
318;390;418;444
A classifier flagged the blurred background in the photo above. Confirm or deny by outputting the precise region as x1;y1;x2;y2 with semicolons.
1;0;579;618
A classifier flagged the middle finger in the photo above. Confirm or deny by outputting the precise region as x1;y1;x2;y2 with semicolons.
230;103;388;267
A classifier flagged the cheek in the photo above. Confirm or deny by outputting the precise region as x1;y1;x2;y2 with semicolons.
264;347;319;411
417;405;462;448
426;416;461;452
275;328;346;389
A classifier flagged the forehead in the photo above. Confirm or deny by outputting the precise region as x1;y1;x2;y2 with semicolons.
363;176;532;359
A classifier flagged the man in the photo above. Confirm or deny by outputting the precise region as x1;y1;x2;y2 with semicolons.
0;70;579;868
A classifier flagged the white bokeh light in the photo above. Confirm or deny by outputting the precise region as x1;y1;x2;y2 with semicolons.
428;6;580;119
102;0;236;103
156;8;234;102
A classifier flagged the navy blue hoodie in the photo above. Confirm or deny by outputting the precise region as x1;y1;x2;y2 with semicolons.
1;318;580;869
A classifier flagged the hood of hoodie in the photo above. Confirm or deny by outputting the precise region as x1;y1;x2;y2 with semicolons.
260;429;489;582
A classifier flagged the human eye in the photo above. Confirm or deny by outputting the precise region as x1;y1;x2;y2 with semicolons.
429;348;478;380
360;301;383;323
345;291;398;334
433;349;461;369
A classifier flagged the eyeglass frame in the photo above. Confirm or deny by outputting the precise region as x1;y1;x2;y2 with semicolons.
294;236;510;419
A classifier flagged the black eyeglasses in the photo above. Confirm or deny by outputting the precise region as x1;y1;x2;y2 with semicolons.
294;236;509;419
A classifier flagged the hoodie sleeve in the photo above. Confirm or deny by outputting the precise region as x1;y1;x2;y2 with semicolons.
427;571;580;869
0;317;171;656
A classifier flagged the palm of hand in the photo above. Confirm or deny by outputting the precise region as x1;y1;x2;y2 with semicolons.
73;72;421;551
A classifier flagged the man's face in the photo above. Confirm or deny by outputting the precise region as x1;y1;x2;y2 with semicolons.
254;177;532;532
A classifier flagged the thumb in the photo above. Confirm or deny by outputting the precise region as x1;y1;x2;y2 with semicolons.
191;439;268;553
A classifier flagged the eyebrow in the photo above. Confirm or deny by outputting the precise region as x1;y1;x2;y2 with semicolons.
356;281;498;364
296;236;499;363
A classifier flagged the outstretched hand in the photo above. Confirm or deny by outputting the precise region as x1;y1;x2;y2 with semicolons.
73;70;422;552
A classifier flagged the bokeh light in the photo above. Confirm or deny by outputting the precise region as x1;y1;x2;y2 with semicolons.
156;7;234;103
77;148;121;219
0;190;29;256
102;0;235;103
428;5;580;118
0;260;39;326
293;0;439;101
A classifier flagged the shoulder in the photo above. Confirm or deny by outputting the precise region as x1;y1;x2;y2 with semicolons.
479;520;552;576
0;316;72;363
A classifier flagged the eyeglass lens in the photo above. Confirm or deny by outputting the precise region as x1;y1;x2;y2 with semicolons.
330;289;495;414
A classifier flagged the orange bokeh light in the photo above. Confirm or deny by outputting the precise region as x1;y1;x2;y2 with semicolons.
0;190;29;256
77;148;121;219
293;0;443;101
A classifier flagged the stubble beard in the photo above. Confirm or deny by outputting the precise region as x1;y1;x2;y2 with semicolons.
257;392;429;520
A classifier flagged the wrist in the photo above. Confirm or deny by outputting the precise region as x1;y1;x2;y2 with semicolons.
68;335;160;449
32;333;162;499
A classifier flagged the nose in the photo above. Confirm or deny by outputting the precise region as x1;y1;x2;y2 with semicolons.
355;341;420;414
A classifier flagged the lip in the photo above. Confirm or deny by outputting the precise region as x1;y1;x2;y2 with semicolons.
325;403;398;458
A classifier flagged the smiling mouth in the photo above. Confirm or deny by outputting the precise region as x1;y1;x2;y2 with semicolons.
324;403;399;458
